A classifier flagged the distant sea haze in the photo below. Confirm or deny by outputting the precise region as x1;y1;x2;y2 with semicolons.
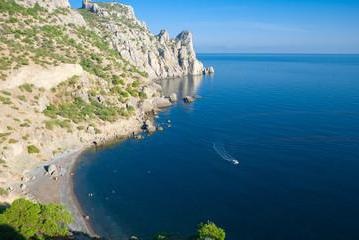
74;54;359;240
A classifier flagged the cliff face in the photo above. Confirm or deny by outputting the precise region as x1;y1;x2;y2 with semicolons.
20;0;70;10
81;2;204;79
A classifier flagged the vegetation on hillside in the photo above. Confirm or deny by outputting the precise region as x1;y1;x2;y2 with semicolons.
0;0;150;128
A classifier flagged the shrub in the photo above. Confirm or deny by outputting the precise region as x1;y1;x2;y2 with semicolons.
197;221;226;240
27;145;40;154
0;132;11;138
0;95;12;104
0;187;9;196
112;75;124;85
8;139;18;144
17;95;27;101
0;198;72;239
44;98;122;123
45;119;71;130
19;83;33;93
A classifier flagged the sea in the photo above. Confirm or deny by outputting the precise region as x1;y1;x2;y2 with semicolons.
74;54;359;240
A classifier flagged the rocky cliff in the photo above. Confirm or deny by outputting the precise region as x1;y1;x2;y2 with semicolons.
81;2;204;79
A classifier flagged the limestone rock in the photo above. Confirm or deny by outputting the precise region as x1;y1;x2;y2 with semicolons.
203;66;215;75
20;0;70;10
140;100;154;113
183;96;195;104
169;93;178;103
143;120;156;133
82;3;204;79
47;164;58;176
153;97;172;108
86;126;96;135
20;184;27;190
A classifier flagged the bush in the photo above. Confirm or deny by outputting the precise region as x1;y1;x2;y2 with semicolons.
44;98;123;123
0;187;9;196
197;221;226;240
19;84;33;93
45;119;71;130
27;145;40;154
0;198;72;239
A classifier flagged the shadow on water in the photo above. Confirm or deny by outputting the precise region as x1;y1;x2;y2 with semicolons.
157;74;204;98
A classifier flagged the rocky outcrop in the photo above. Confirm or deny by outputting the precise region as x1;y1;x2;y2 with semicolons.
81;2;204;79
19;0;70;10
204;66;215;75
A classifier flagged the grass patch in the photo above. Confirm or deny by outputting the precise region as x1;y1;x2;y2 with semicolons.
1;90;11;96
27;145;40;154
44;98;125;123
19;83;34;93
17;95;26;101
45;119;71;130
0;95;12;104
8;139;18;144
0;132;11;138
0;187;9;196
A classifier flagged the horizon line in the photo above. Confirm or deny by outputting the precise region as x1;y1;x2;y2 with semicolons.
197;52;359;55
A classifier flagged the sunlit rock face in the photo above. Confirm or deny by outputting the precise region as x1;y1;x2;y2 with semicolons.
19;0;70;10
84;2;204;79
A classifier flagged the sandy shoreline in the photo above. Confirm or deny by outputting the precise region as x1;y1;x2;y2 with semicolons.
26;147;98;237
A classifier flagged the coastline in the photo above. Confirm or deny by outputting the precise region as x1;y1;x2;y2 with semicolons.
26;148;98;236
25;130;149;237
22;109;165;238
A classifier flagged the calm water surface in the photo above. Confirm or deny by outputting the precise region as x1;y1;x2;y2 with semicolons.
74;54;359;240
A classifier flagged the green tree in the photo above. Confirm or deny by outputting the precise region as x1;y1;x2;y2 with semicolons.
0;198;73;239
197;221;226;240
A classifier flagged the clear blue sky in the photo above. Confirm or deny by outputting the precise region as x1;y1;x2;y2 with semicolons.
69;0;359;53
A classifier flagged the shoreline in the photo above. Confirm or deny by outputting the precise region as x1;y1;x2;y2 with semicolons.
25;134;146;237
26;148;98;236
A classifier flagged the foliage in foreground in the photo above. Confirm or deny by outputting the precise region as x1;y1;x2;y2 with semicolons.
197;221;226;240
0;198;73;240
0;198;226;240
153;221;226;240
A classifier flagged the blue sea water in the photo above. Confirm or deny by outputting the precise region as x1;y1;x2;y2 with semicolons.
74;54;359;240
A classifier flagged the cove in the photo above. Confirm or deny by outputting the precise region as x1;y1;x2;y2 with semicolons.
74;54;359;240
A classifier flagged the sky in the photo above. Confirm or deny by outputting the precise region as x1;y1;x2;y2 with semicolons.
69;0;359;53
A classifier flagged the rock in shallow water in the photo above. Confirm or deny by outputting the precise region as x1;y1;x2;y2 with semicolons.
183;96;195;104
153;97;172;108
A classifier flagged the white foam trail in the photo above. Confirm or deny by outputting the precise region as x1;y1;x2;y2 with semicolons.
213;143;240;165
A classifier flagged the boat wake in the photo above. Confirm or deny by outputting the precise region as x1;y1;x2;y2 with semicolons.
213;143;240;165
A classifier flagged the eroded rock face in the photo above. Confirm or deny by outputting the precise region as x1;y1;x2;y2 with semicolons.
19;0;70;10
84;3;204;79
16;0;86;25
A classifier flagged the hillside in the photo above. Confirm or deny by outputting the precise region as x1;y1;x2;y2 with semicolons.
0;0;204;203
